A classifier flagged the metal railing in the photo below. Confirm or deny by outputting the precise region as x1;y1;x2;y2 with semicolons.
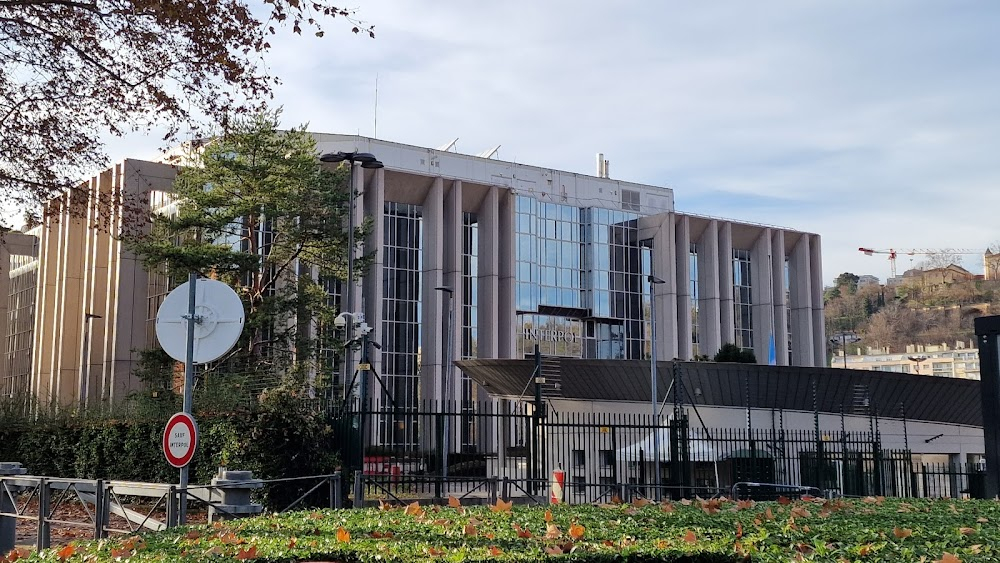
1;473;343;551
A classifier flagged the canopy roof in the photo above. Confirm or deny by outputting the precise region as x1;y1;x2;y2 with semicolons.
455;359;982;427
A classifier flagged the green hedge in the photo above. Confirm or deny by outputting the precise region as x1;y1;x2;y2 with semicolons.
18;497;1000;562
0;388;339;508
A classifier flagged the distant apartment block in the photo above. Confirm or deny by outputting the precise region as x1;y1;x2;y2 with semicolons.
834;341;981;380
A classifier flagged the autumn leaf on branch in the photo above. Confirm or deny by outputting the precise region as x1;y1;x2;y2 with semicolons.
0;0;375;218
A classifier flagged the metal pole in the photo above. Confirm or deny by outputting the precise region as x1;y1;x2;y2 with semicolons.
842;333;848;369
900;402;909;451
442;292;455;480
345;161;357;401
180;272;197;524
650;281;661;501
80;316;92;405
358;327;370;472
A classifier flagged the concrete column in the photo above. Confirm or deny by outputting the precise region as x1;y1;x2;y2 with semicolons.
100;162;127;403
108;160;161;401
810;234;826;367
751;229;774;364
31;208;56;401
86;170;113;404
789;235;814;366
442;180;463;399
363;168;386;387
697;220;721;358
718;222;735;346
651;213;677;360
771;230;789;366
675;215;692;360
420;178;445;403
477;186;499;359
497;189;517;359
344;163;365;317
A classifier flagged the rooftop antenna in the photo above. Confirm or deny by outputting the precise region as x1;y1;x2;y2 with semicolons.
373;73;379;139
477;145;501;159
437;138;459;152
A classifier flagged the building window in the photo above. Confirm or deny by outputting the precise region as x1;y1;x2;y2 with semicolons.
572;476;586;495
620;189;641;212
379;202;423;448
572;449;586;467
733;249;753;350
514;197;647;361
599;449;616;467
931;362;953;377
690;243;699;357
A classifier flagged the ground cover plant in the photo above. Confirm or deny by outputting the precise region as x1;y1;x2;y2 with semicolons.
8;496;1000;562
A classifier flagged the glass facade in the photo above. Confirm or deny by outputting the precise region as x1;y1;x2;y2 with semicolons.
461;212;478;449
379;202;422;447
690;243;699;357
3;255;37;397
733;249;753;351
513;196;650;360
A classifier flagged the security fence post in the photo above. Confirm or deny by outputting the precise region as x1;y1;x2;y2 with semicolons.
0;462;27;553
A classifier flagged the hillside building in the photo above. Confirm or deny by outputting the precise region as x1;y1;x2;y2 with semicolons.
833;341;981;380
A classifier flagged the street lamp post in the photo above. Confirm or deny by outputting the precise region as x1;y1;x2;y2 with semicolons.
319;151;383;399
335;311;373;471
79;313;102;406
648;274;666;501
435;286;455;480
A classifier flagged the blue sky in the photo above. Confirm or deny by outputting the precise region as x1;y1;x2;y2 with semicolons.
98;0;1000;283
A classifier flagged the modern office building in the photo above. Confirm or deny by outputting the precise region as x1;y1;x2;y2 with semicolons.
1;135;826;406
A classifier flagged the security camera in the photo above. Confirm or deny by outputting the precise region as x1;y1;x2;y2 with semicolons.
334;313;348;329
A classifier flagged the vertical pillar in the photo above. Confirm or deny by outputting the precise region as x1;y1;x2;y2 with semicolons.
363;168;386;387
31;206;56;402
751;229;774;364
789;235;814;366
675;215;692;360
718;222;735;346
651;213;677;360
477;187;499;359
108;161;159;401
86;170;113;404
420;178;445;402
497;189;517;359
810;235;825;367
344;163;365;318
697;220;721;358
442;180;464;393
771;230;789;365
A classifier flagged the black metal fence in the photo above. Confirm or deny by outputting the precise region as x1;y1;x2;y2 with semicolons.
334;400;984;504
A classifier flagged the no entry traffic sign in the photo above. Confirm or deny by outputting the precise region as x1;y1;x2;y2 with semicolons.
163;412;198;468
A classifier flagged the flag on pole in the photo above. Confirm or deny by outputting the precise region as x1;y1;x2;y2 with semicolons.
768;333;777;366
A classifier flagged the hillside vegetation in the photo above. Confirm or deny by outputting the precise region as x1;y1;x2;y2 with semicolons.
824;272;1000;354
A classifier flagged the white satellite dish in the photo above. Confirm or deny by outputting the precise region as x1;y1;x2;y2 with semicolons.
155;278;245;364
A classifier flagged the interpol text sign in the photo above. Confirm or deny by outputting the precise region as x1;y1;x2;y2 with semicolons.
162;412;198;468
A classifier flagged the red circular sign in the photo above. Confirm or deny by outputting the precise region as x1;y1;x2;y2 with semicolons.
163;412;198;468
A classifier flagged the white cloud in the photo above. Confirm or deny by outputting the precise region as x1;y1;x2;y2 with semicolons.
88;0;1000;283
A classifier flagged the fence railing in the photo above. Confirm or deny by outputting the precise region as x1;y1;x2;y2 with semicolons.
332;400;985;504
0;473;343;552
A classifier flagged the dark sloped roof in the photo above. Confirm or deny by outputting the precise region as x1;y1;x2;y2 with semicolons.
455;359;983;427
